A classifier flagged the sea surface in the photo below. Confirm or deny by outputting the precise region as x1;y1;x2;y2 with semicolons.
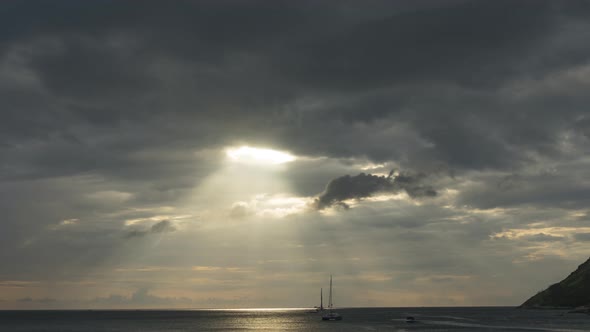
1;307;589;331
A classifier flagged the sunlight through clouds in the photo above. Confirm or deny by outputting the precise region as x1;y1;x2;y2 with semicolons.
226;146;296;165
229;194;312;219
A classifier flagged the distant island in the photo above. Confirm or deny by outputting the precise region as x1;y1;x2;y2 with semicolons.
520;257;590;312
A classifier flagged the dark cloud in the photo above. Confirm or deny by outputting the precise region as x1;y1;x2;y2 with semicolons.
314;173;392;210
574;233;590;242
393;173;438;198
523;233;565;242
16;297;57;304
456;170;590;210
314;171;436;209
38;298;57;303
91;288;193;308
282;2;560;91
1;0;589;179
125;220;176;239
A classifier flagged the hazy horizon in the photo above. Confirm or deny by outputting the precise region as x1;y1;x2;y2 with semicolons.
2;0;590;309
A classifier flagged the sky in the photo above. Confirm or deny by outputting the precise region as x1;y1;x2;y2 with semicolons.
1;0;590;309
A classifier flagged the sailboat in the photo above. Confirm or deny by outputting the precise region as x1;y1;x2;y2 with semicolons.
309;288;324;313
308;288;324;313
321;275;342;321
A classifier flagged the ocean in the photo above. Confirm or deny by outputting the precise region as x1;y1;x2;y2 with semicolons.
0;307;589;331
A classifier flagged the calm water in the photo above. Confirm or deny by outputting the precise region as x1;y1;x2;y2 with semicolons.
1;307;589;331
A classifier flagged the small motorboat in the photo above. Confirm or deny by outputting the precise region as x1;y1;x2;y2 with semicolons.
405;316;416;323
322;311;342;321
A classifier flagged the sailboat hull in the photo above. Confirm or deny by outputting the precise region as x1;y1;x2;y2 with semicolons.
321;275;342;321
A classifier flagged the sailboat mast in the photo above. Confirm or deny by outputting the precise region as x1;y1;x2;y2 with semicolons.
320;288;323;310
329;275;333;309
321;274;342;320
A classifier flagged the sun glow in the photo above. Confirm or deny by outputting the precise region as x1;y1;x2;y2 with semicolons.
226;146;296;165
